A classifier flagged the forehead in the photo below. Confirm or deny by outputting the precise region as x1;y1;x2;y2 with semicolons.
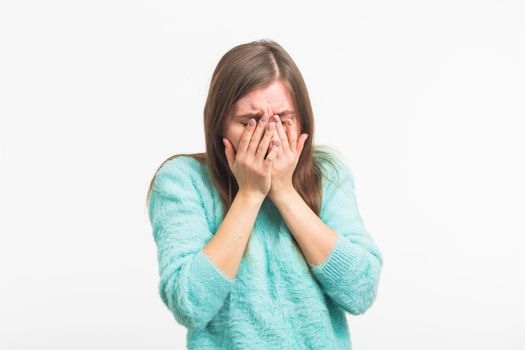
232;80;294;113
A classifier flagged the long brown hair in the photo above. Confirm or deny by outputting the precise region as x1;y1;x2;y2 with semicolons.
145;39;342;263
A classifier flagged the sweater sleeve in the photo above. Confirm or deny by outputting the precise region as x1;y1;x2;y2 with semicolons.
147;158;235;330
311;153;383;315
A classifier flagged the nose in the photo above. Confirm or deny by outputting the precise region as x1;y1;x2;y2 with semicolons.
264;107;274;121
263;104;282;121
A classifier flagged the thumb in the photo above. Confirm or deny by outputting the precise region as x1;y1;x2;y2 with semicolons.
223;138;235;169
296;133;309;156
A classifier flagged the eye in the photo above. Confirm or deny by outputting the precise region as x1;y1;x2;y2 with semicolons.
240;122;248;126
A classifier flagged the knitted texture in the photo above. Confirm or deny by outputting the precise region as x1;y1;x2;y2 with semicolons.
147;152;383;349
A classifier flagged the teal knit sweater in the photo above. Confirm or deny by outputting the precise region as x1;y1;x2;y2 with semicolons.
147;152;383;349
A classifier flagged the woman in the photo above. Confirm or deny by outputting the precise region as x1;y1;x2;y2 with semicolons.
146;39;383;349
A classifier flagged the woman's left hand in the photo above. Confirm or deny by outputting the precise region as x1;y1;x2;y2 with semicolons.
267;114;309;200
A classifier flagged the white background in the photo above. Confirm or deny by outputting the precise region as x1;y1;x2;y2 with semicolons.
1;1;524;349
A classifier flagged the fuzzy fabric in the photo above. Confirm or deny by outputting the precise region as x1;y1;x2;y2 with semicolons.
147;152;383;349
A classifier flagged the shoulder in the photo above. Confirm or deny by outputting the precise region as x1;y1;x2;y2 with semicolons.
152;155;206;196
157;155;203;177
315;146;356;191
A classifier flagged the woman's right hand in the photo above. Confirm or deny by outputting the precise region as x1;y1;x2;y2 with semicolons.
223;113;280;200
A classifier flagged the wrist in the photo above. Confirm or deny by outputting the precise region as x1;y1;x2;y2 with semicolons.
236;191;266;205
270;186;297;204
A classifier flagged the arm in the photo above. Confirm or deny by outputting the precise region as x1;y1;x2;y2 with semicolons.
203;191;264;280
272;153;383;315
148;158;263;330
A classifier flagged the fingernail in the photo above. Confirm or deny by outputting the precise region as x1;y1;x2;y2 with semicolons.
248;118;256;126
273;140;280;146
287;119;292;126
267;122;274;130
274;115;280;123
262;114;269;122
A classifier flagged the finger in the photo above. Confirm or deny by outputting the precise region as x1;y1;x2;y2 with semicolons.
274;137;283;160
272;115;290;153
285;118;299;153
266;126;278;155
255;121;276;162
264;138;280;166
223;137;235;169
237;118;257;154
247;112;270;155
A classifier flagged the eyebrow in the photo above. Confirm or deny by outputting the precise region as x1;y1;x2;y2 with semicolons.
234;110;296;120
